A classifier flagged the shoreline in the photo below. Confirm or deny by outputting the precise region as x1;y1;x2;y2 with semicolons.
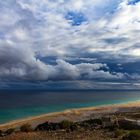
0;100;140;130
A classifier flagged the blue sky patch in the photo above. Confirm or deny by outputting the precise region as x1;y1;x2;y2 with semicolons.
65;11;87;26
128;0;140;5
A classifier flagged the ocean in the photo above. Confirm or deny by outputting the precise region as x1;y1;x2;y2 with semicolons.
0;90;140;124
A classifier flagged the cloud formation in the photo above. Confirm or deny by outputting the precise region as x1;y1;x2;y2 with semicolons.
0;0;140;88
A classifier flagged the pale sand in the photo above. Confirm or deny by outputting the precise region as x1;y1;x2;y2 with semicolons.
0;100;140;130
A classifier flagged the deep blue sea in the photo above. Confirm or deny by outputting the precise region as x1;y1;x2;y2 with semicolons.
0;90;140;124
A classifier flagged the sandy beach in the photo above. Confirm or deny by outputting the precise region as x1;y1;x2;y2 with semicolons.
0;100;140;130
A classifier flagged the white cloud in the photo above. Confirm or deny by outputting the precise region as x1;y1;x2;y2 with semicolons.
0;39;124;81
0;0;140;83
108;0;140;28
0;9;20;27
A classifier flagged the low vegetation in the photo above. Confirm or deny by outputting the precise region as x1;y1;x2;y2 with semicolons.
20;123;32;132
0;111;140;140
4;129;15;135
122;130;140;140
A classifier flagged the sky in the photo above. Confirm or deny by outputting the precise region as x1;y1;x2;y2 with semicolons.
0;0;140;90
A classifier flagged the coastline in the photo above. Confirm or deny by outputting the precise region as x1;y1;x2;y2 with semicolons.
0;100;140;130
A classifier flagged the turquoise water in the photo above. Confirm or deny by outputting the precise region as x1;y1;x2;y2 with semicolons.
0;90;140;124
